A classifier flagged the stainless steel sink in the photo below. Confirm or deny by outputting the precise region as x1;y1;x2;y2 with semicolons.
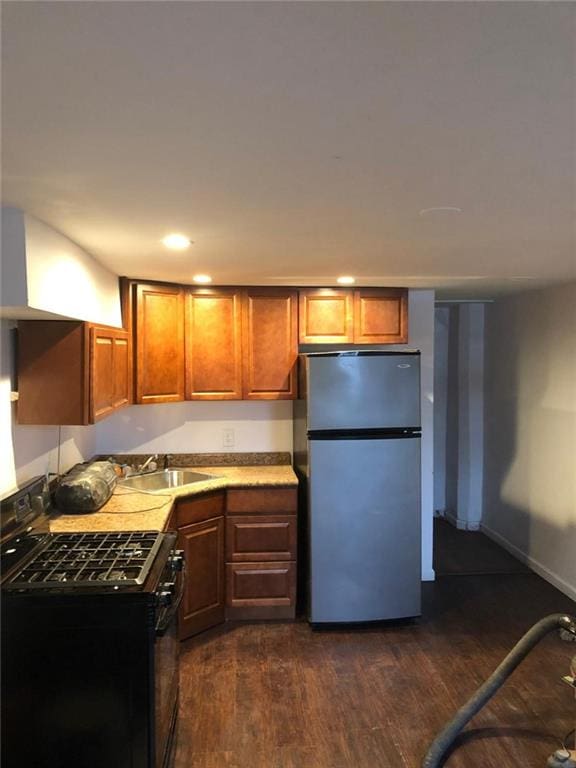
118;469;215;491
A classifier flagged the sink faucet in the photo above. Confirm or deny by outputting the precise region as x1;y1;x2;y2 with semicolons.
163;454;171;470
138;454;158;474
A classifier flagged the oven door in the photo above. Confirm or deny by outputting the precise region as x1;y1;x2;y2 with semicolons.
154;564;185;768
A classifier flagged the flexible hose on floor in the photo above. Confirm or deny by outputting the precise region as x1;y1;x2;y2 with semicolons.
422;613;576;768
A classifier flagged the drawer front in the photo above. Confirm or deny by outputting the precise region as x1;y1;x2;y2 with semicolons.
226;488;297;515
177;492;225;527
226;515;296;562
226;561;296;608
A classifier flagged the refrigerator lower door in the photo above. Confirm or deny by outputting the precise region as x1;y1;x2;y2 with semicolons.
309;436;421;623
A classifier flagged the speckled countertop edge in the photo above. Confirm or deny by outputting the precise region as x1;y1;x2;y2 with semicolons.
49;464;297;534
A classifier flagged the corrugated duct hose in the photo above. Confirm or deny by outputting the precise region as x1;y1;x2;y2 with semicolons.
422;613;576;768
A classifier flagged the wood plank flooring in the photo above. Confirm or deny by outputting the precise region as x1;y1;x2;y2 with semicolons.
176;573;576;768
433;518;531;576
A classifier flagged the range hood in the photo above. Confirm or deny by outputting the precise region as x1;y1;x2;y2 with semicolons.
1;207;122;326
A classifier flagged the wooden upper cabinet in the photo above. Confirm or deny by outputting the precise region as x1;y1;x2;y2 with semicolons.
17;321;89;425
17;321;131;426
298;289;354;344
242;288;298;400
299;287;408;345
185;288;242;400
353;288;408;344
135;283;185;404
90;327;131;422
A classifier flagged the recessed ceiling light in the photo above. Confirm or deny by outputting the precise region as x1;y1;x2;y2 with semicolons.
162;233;191;250
419;207;463;216
193;274;212;284
337;276;355;285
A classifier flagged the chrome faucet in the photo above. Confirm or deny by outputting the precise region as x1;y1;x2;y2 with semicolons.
138;454;158;474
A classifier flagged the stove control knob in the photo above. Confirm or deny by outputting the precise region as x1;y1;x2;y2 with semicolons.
158;590;173;607
169;551;185;571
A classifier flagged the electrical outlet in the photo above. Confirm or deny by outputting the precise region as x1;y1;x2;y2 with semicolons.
222;428;235;448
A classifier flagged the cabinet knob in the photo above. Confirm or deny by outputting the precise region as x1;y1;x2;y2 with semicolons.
169;551;185;571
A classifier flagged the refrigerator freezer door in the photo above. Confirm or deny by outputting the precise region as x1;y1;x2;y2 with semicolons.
309;436;421;623
307;353;420;431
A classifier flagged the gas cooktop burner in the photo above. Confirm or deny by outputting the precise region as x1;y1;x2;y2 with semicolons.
4;531;163;590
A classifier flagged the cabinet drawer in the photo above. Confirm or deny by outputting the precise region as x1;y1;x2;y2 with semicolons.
226;562;296;619
226;515;296;562
177;492;225;527
226;488;297;515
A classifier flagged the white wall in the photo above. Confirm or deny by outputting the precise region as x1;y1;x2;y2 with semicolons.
1;320;19;493
433;306;449;513
1;207;122;326
0;208;27;308
94;400;293;455
434;303;486;529
455;304;485;530
482;281;576;600
387;290;435;581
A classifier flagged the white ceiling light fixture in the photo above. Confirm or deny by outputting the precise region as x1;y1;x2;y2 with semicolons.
192;274;212;284
337;276;355;285
162;233;192;250
418;207;463;216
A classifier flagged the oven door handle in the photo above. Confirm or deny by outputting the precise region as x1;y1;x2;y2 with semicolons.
155;560;186;637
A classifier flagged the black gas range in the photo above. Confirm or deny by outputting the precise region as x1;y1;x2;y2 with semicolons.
1;477;183;768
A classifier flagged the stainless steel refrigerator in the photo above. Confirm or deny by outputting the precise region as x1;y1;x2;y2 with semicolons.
293;350;421;624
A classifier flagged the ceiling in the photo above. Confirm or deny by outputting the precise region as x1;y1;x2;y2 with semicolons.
2;1;575;299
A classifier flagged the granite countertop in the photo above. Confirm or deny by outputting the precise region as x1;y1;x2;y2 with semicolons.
49;464;297;534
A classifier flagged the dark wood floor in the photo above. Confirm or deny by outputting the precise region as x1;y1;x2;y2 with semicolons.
176;535;576;768
433;518;531;576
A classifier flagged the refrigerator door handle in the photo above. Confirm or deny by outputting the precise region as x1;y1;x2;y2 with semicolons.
308;428;421;441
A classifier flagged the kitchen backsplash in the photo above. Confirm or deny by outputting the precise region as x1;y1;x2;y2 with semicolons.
99;452;292;467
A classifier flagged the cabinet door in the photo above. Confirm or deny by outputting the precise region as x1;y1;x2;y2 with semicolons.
111;332;131;410
178;516;225;639
90;328;115;421
353;288;408;344
298;289;354;344
185;288;242;400
242;289;298;400
135;283;185;404
226;562;296;620
90;328;131;421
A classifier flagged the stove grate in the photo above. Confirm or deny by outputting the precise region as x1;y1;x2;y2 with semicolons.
5;531;163;589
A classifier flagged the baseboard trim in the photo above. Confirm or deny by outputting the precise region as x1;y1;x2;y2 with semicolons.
444;510;480;531
480;523;576;602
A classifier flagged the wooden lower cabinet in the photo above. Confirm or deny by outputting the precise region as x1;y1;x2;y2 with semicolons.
177;514;225;640
225;487;297;620
173;486;297;637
